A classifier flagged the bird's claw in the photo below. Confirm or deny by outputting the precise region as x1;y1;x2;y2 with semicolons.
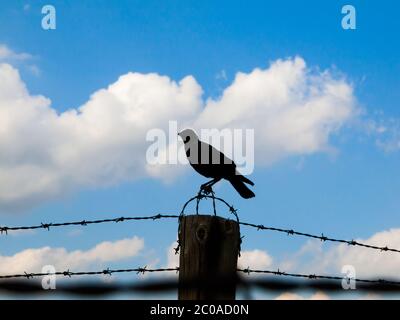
199;184;214;196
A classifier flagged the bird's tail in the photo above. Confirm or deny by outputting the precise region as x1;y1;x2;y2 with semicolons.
238;174;254;186
228;176;255;199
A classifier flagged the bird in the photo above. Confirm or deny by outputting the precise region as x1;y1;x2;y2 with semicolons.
178;128;255;199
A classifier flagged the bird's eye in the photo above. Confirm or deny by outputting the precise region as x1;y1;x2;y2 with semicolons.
185;136;190;143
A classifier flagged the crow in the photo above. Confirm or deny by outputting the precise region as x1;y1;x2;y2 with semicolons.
178;128;255;199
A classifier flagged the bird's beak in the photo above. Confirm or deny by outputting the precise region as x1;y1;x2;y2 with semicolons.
177;132;181;137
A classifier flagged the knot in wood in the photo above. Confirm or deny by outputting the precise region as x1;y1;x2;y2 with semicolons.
196;225;208;242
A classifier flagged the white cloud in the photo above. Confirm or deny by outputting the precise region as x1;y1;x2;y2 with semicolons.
356;114;400;153
0;45;31;61
166;242;273;270
282;228;400;279
165;241;272;273
0;236;144;274
375;120;400;153
238;249;273;269
0;63;201;210
152;241;180;279
245;229;400;300
163;232;398;299
0;56;357;210
166;241;179;269
195;57;357;164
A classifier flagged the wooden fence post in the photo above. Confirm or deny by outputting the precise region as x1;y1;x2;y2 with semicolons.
178;214;240;300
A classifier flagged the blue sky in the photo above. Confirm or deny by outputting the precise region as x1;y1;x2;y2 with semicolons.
0;0;400;299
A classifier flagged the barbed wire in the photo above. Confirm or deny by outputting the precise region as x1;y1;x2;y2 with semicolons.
238;220;400;254
238;268;400;286
0;266;179;280
0;214;179;235
2;265;400;290
180;189;400;255
1;193;399;255
2;190;399;297
180;188;239;221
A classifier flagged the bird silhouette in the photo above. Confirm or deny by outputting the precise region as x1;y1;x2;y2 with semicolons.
178;128;255;199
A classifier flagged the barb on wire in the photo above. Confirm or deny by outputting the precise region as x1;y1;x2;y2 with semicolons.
2;193;399;257
0;214;179;235
0;267;180;280
3;266;400;294
239;220;400;254
237;268;400;286
178;189;241;256
3;272;400;296
180;188;239;222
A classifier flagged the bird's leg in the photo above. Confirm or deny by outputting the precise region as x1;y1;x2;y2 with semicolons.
207;177;221;189
200;179;215;190
199;178;221;195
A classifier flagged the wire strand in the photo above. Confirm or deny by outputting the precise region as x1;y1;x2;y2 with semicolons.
0;214;179;234
0;267;179;280
2;266;400;288
238;220;400;254
237;268;400;286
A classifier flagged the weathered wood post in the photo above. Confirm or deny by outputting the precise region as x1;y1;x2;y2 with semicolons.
178;214;240;300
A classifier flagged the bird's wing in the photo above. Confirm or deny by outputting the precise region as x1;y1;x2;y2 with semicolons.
199;141;235;167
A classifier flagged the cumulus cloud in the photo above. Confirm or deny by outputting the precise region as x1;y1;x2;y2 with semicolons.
282;228;400;279
238;249;273;269
269;229;400;300
194;57;357;164
0;56;357;210
0;236;144;274
0;63;201;210
166;241;179;269
165;242;272;274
